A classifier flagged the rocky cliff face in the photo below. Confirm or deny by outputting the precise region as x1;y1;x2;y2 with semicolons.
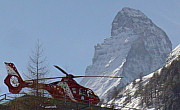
108;44;180;110
80;7;172;100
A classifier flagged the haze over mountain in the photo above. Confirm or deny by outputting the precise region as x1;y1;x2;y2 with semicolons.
80;7;172;100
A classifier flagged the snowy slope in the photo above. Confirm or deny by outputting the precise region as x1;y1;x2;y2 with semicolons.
107;73;154;109
80;7;172;100
108;44;180;109
166;44;180;65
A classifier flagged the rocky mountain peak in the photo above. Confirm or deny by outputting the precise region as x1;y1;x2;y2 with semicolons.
81;7;172;100
111;7;152;36
121;7;147;18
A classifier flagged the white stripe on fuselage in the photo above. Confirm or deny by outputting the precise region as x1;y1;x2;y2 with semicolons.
57;82;77;102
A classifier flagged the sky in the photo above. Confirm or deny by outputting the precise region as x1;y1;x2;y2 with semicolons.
0;0;180;94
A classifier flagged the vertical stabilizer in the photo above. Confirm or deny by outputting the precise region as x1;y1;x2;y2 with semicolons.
4;62;24;94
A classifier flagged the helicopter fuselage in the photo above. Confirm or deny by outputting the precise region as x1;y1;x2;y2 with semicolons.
36;78;100;105
4;62;100;105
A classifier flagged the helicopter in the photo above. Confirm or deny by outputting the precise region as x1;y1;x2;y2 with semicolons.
4;62;123;105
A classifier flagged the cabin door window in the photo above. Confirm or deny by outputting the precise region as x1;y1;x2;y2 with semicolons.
72;88;76;93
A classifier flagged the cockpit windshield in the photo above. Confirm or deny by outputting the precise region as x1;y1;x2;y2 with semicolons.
87;89;95;98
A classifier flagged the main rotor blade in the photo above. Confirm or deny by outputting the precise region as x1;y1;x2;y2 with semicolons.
24;76;123;81
54;65;69;76
25;76;66;81
73;76;124;78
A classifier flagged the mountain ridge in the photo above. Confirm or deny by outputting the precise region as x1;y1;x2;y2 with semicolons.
107;44;180;110
80;7;172;100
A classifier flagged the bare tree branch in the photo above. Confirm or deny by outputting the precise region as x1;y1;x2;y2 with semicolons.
26;40;49;97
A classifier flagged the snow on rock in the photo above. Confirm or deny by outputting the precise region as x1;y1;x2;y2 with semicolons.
108;44;180;110
107;72;155;109
166;44;180;65
80;7;172;100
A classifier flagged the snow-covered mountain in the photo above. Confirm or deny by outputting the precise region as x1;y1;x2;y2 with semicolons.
108;44;180;110
80;7;172;100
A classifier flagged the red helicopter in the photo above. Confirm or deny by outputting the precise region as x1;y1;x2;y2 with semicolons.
4;62;123;105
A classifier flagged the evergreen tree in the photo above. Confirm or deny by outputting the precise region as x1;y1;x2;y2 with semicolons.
137;72;143;96
132;79;136;88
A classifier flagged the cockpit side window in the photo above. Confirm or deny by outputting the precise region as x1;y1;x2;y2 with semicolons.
79;88;87;95
72;88;76;94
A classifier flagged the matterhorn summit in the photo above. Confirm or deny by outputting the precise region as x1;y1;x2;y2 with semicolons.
80;7;172;100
